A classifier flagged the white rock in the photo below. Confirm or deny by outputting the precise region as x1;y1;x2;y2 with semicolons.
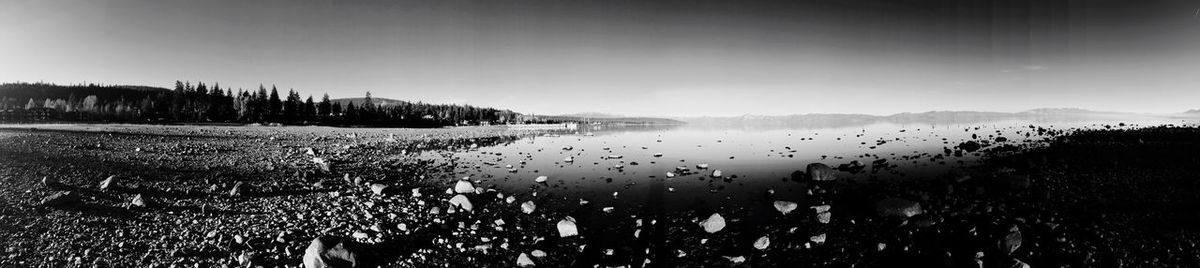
411;188;422;197
516;253;536;267
711;170;722;177
454;179;475;194
557;216;579;237
810;233;826;244
817;211;832;224
666;172;676;178
535;176;548;183
370;184;388;195
696;163;709;169
521;201;537;214
754;236;770;250
812;204;831;213
505;196;517;204
41;177;58;187
700;213;726;233
773;201;799;215
602;207;614;213
130;194;147;207
99;175;117;190
725;256;746;264
564;156;574;162
530;249;547;258
449;194;473;212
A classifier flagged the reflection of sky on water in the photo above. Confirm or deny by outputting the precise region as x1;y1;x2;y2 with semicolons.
423;117;1191;211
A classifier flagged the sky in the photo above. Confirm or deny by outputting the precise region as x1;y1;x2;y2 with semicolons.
1;0;1198;117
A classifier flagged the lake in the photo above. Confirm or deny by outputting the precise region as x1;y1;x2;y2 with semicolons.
425;117;1191;212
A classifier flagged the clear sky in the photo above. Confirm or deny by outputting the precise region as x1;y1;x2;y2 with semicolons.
1;0;1198;116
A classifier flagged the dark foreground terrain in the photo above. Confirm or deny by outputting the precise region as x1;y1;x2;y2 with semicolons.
2;124;1199;267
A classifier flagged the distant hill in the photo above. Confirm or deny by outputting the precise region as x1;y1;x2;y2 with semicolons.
554;112;625;118
1184;109;1200;114
330;97;411;107
0;83;171;102
677;108;1161;128
531;115;685;125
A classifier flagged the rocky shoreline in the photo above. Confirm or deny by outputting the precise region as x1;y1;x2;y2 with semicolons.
3;124;1200;267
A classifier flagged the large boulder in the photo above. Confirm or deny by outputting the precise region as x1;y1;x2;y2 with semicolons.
303;237;364;268
875;197;923;218
806;163;837;181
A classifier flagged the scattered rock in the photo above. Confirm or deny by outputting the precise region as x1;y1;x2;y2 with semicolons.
521;201;536;214
534;176;548;183
41;177;59;188
876;198;923;218
516;252;536;267
302;237;362;268
810;233;827;244
454;179;475;194
699;213;726;233
998;225;1022;255
449;194;473;212
40;191;81;207
813;205;832;224
557;216;579;237
130;194;148;207
230;182;250;197
312;157;332;172
753;236;770;250
370;184;388;195
99;175;117;190
773;201;798;215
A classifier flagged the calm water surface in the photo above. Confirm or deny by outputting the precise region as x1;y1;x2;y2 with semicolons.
423;118;1189;211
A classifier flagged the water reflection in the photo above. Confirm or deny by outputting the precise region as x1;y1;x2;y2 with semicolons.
429;116;1192;211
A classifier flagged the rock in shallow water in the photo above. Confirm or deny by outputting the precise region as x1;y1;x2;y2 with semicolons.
876;197;923;218
806;163;837;181
454;179;475;194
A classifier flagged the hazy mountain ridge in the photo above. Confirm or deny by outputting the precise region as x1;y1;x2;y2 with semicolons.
677;108;1188;128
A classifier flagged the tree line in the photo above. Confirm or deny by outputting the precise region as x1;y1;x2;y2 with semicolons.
0;82;525;127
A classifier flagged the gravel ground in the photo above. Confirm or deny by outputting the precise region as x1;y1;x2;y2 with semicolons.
2;123;1199;267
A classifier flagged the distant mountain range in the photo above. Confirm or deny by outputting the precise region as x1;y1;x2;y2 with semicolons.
675;108;1198;128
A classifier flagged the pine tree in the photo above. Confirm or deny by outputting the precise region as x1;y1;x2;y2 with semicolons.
268;86;282;120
